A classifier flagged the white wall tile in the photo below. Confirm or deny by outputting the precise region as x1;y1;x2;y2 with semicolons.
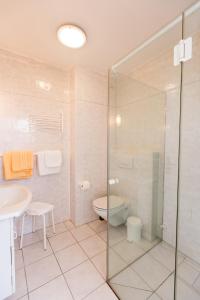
0;50;71;234
70;67;108;225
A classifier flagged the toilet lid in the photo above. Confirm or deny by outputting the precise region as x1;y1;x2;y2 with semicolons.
93;195;124;210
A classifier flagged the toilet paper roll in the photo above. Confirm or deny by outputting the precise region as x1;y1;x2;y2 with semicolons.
79;181;91;191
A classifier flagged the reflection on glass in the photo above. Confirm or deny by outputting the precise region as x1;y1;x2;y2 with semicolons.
107;13;183;300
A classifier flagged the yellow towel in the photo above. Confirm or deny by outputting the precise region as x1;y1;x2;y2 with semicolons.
11;151;33;171
3;151;33;180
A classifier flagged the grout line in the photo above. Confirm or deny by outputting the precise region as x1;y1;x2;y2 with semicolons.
28;274;62;295
23;240;54;267
147;243;185;273
47;235;76;300
76;241;107;281
111;282;153;293
108;240;163;282
69;229;96;243
61;257;89;274
192;272;200;286
0;89;68;104
81;282;110;300
76;99;108;107
153;271;174;295
48;234;108;300
178;275;200;296
147;292;162;300
20;248;30;300
22;229;102;269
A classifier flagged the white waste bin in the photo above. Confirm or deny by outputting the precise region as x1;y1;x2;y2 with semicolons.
127;216;142;242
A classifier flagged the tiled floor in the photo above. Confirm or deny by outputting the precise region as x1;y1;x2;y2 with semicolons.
107;224;159;279
7;220;118;300
109;239;200;300
9;220;200;300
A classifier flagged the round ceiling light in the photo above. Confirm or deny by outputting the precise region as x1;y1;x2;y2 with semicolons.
57;24;87;49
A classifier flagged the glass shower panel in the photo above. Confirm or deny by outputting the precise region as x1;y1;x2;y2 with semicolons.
107;17;183;299
176;2;200;300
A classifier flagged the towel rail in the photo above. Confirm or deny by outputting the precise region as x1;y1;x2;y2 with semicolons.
0;153;38;158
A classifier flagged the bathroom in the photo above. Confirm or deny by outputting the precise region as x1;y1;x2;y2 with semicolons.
0;0;200;299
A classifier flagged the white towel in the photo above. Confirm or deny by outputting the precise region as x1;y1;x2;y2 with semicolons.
37;151;62;176
44;150;62;168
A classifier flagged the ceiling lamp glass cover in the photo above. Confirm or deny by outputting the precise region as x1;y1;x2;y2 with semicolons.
57;24;87;48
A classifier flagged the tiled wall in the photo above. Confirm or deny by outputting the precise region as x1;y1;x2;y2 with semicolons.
70;67;108;225
0;49;70;233
0;49;108;230
109;73;165;240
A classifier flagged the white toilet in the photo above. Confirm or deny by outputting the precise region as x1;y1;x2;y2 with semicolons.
93;195;128;227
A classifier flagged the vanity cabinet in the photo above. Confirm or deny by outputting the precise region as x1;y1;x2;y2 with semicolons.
0;219;15;300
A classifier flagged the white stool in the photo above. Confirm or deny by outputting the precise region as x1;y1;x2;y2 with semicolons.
20;201;55;250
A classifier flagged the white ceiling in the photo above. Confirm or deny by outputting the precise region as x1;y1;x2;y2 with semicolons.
0;0;196;71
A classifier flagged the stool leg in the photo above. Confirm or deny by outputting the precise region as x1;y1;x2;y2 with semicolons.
51;209;56;234
20;214;25;249
32;216;36;233
43;215;47;250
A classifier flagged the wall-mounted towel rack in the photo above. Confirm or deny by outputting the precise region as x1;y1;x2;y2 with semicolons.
29;112;63;134
0;152;38;158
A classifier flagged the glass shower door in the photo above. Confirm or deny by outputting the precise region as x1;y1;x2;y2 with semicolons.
107;15;183;299
175;2;200;299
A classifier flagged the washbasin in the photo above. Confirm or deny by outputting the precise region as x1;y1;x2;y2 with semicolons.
0;185;32;221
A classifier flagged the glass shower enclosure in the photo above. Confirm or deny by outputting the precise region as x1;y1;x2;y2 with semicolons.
107;1;200;299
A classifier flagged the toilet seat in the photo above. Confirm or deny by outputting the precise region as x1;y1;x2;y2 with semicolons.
93;195;124;211
93;195;129;226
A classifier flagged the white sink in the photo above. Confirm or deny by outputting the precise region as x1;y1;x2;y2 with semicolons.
0;185;32;221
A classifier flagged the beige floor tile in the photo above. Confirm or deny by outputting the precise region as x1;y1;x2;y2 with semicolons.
111;284;152;300
92;251;107;279
64;220;76;230
84;283;118;300
148;242;184;271
64;260;104;300
55;243;87;272
148;293;161;299
108;248;127;278
26;254;61;292
99;230;107;242
20;232;42;247
20;296;28;300
193;275;200;293
177;260;199;285
156;274;174;300
46;222;67;238
110;267;152;291
71;224;95;242
23;240;52;266
29;275;73;300
112;239;145;263
48;231;76;252
108;226;126;246
7;268;27;300
135;238;160;252
157;274;200;300
88;220;107;233
185;257;200;272
176;278;200;300
79;235;106;258
131;253;171;290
